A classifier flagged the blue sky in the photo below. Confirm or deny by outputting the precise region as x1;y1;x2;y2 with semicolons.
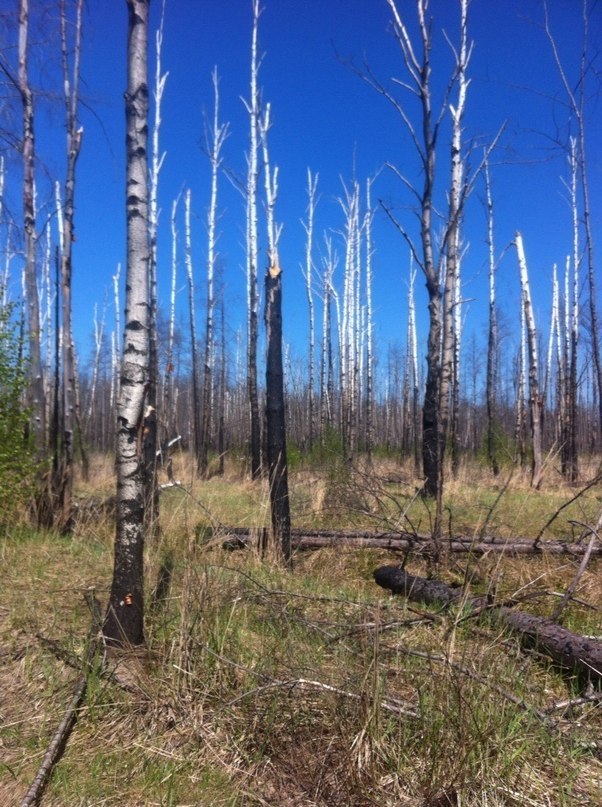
4;0;602;385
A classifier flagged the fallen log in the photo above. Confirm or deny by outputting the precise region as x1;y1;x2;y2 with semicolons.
373;566;602;687
215;526;602;556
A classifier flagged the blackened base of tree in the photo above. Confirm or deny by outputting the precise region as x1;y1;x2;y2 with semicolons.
265;258;291;566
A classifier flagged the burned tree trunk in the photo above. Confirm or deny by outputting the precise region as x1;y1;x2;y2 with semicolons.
56;0;84;533
374;566;602;687
484;161;499;476
19;0;46;454
184;190;201;477
103;0;150;647
265;256;291;567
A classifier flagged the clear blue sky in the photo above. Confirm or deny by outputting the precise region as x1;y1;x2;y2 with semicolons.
4;0;602;386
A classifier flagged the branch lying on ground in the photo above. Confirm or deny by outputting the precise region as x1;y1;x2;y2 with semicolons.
551;509;602;623
21;591;103;807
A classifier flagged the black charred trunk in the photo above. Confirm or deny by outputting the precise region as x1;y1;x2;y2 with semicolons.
374;565;602;687
265;261;291;566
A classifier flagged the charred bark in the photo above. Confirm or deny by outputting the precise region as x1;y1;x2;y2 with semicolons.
19;0;46;454
103;0;150;648
219;526;602;557
265;257;291;566
374;566;602;686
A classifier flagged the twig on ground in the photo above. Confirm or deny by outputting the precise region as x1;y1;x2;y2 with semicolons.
223;676;419;719
550;509;602;622
544;691;602;715
21;591;102;807
533;473;601;546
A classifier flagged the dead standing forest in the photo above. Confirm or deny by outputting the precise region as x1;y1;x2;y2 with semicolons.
1;0;601;805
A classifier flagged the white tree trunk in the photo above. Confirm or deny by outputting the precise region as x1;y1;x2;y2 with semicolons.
104;0;150;648
515;232;543;488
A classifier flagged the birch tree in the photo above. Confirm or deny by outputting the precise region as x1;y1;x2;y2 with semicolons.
544;0;601;443
185;189;201;477
301;169;318;451
563;138;579;481
320;237;337;441
243;0;262;479
163;195;179;445
199;68;228;477
19;0;46;454
55;0;83;531
145;0;168;521
484;160;499;476
515;232;543;488
434;0;470;534
104;0;150;647
364;176;375;461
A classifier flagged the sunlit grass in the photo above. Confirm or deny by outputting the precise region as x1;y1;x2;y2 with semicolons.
1;452;600;805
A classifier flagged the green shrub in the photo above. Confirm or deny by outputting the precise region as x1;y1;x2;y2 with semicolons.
0;300;38;526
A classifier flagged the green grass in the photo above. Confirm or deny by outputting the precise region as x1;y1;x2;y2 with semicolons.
1;453;601;805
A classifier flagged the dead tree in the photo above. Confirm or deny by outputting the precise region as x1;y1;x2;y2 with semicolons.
258;90;290;564
145;0;167;524
184;189;201;478
364;176;375;461
103;0;150;647
301;169;318;451
564;138;579;481
374;565;602;687
265;255;291;567
544;0;601;444
320;237;337;442
484;160;499;476
163;195;179;448
243;0;262;479
55;0;84;532
515;232;543;488
19;0;46;454
199;68;228;477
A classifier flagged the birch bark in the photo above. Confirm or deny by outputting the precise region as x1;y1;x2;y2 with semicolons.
515;233;543;488
19;0;46;453
104;0;150;647
200;69;228;477
244;0;262;479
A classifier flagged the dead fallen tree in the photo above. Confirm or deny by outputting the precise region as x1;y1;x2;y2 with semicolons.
373;566;602;687
215;526;602;556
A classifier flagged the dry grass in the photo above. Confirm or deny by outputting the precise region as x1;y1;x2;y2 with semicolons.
1;453;601;805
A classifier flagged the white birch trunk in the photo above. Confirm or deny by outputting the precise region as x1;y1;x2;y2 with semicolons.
244;0;262;478
515;232;543;487
163;195;179;438
365;177;375;460
302;169;318;450
184;189;201;478
199;69;228;477
104;0;150;647
19;0;46;452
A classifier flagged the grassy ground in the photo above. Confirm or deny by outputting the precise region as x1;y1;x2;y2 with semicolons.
1;452;601;805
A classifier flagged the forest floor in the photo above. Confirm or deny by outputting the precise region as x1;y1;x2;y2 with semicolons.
1;452;601;806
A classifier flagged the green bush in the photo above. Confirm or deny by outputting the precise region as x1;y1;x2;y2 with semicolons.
0;300;38;526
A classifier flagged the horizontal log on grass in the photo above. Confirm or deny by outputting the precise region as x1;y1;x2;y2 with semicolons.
216;527;602;556
373;566;602;687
